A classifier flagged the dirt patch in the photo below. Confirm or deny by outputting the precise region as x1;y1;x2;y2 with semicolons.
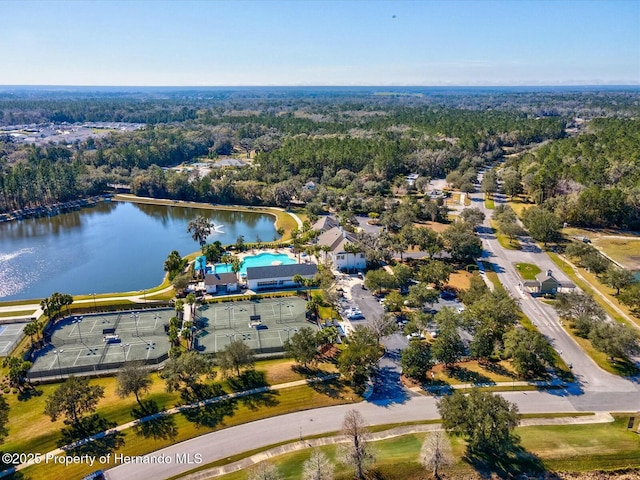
413;221;450;233
446;271;473;290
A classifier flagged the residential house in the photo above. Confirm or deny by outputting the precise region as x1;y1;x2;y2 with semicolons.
317;226;366;272
246;264;318;291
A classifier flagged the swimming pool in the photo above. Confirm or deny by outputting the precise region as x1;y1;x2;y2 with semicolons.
210;252;297;276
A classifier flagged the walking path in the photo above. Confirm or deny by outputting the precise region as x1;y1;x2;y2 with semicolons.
4;374;339;477
180;412;614;480
557;254;639;330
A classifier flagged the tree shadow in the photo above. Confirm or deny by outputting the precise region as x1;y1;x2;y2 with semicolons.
58;414;125;457
180;384;237;429
227;369;269;392
309;377;348;399
465;444;555;479
448;366;493;385
131;399;178;441
480;361;516;379
17;385;43;401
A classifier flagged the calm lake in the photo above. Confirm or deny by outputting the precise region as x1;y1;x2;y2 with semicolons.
0;201;279;301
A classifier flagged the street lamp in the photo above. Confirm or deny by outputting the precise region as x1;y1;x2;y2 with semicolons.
119;343;130;364
224;305;234;329
143;289;147;303
131;312;140;337
283;327;298;343
54;349;64;378
91;293;97;312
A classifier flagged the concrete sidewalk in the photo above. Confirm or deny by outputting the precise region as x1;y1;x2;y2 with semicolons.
179;412;614;480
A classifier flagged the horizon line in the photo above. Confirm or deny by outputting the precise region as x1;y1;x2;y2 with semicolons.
0;83;639;89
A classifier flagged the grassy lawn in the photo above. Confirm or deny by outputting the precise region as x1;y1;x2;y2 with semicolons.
484;196;495;209
20;379;357;480
446;270;473;291
490;220;521;250
593;237;640;271
196;415;640;480
0;309;35;318
6;358;348;475
506;196;531;218
479;261;501;290
547;252;639;328
515;263;542;280
429;360;517;385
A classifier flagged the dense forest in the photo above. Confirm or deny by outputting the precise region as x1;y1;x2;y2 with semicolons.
0;87;639;230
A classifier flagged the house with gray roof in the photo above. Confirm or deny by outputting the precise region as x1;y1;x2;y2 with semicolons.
204;272;239;294
246;263;317;291
522;270;575;295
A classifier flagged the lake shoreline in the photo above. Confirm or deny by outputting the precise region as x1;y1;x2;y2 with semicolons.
113;194;301;240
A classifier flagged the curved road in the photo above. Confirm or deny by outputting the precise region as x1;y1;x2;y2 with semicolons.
108;189;640;480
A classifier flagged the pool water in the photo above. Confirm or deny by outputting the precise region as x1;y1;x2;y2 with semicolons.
210;252;297;275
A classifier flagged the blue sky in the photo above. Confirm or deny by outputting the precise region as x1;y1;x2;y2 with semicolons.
1;0;638;86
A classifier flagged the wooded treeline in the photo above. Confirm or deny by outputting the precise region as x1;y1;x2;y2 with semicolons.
1;88;639;231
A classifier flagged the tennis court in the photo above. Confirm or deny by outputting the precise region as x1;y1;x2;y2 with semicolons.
0;322;28;356
28;309;172;380
193;296;314;354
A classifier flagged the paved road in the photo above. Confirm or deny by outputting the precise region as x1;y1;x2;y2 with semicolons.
106;391;583;480
471;190;639;396
108;189;640;480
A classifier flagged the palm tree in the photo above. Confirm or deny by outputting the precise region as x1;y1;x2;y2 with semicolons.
181;321;194;351
186;293;196;319
231;257;244;275
23;321;40;346
187;216;214;248
343;242;362;273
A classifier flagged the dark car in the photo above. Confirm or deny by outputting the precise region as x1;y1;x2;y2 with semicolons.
440;290;456;300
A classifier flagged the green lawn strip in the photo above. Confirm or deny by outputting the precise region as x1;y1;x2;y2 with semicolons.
18;381;357;480
547;252;638;328
484;196;495;209
479;261;501;290
516;415;640;472
0;299;41;307
515;263;542;281
563;326;638;376
490;220;521;250
0;309;35;318
185;414;639;480
317;305;339;320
